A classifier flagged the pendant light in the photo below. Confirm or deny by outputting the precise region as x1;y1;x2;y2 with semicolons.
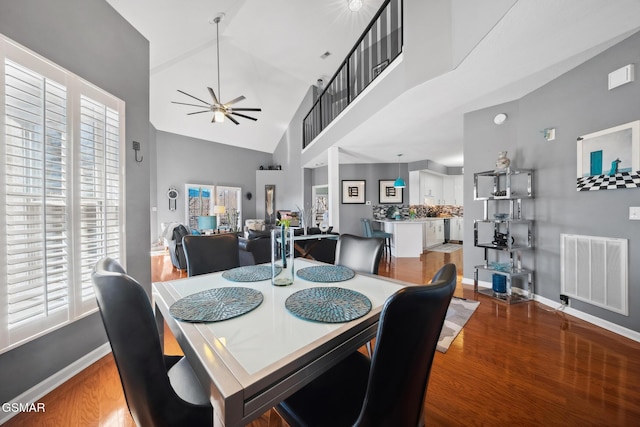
393;154;406;188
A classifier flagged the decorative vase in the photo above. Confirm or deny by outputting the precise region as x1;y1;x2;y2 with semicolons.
495;151;511;171
271;226;295;286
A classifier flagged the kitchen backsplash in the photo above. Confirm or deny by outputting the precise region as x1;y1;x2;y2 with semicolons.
372;204;463;220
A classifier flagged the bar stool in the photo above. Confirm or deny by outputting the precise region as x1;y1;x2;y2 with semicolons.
361;218;392;256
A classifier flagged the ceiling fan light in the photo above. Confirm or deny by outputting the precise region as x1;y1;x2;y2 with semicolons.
213;110;225;122
348;0;363;12
393;177;406;188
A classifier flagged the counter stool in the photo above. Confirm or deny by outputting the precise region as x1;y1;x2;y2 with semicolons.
361;218;392;256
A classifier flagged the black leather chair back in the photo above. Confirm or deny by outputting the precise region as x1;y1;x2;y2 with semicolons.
182;233;240;277
335;234;384;274
169;224;189;270
356;263;457;426
95;256;126;274
92;258;212;427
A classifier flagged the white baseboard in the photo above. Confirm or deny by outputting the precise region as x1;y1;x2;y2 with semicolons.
0;343;111;425
461;277;640;343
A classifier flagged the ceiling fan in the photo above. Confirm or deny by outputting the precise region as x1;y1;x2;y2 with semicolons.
172;13;261;125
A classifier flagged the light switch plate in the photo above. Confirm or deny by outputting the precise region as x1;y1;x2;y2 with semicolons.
629;207;640;220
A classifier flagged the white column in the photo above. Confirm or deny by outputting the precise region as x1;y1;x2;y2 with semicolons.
328;146;340;232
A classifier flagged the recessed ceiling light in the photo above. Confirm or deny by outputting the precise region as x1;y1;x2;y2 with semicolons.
348;0;363;12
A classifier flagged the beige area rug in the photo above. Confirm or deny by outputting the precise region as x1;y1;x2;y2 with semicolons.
437;297;480;353
429;243;463;253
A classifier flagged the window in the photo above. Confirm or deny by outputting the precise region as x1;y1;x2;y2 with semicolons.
0;35;125;353
184;184;215;230
216;186;242;232
183;184;242;233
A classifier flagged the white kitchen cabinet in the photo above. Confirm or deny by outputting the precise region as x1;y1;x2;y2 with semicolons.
454;175;464;206
420;171;443;205
449;217;464;242
423;219;444;248
443;175;464;206
443;177;455;205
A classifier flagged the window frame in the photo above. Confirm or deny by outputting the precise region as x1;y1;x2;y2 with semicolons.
0;34;126;354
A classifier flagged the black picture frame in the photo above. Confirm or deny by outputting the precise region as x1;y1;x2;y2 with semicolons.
341;180;366;204
379;180;403;204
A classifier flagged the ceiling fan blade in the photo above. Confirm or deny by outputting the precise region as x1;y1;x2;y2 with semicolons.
225;113;240;125
177;90;210;106
172;101;212;108
187;110;211;115
230;112;258;121
208;87;220;105
223;95;245;107
230;107;262;112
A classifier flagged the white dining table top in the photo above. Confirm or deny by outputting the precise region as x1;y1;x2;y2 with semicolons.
152;258;407;427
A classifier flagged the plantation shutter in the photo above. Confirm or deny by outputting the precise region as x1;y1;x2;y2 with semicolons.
77;94;121;308
1;35;125;351
4;59;70;338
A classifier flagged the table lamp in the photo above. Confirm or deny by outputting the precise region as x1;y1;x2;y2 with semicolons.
213;205;226;232
197;216;216;235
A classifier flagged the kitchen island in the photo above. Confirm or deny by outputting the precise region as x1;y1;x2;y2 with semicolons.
375;218;445;257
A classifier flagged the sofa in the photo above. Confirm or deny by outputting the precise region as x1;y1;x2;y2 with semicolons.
168;224;190;270
238;230;272;266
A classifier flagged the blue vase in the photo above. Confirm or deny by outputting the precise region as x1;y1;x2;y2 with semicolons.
492;274;507;294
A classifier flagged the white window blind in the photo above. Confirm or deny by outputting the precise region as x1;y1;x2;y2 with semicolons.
0;35;125;352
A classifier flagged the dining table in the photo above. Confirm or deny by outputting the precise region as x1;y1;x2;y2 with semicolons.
152;258;407;427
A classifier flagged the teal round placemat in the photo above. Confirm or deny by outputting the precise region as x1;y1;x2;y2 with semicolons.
222;265;281;282
285;287;371;323
170;287;263;322
296;265;355;282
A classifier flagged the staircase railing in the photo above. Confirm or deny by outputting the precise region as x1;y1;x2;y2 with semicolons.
302;0;403;149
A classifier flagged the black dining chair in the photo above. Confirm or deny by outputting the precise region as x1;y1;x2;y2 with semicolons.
92;257;213;427
334;234;384;275
275;263;457;427
182;233;240;276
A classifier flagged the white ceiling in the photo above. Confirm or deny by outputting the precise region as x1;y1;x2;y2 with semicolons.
106;0;640;168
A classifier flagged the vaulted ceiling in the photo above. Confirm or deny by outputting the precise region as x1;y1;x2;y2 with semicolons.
106;0;640;167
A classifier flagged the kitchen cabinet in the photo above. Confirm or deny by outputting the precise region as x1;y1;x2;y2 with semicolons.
420;171;443;205
423;219;444;249
443;175;464;206
449;217;464;242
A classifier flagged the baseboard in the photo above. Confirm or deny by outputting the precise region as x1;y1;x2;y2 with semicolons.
0;343;111;425
461;277;640;343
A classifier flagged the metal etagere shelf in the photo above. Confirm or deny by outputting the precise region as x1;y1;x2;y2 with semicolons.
473;168;534;304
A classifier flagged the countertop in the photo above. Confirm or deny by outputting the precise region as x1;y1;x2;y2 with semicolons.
375;217;454;223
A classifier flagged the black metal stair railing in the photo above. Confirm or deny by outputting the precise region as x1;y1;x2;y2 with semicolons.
303;0;403;149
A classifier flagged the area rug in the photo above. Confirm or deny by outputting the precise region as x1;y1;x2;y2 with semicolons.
437;297;480;353
429;243;463;253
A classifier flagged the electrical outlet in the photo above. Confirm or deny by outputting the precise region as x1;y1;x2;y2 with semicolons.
560;294;569;305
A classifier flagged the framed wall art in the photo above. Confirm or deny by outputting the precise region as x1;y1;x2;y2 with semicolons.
379;180;403;203
576;120;640;191
341;180;366;204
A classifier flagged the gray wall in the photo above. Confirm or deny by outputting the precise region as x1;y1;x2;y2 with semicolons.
339;163;410;235
464;30;640;332
272;87;314;211
154;130;273;237
0;0;151;403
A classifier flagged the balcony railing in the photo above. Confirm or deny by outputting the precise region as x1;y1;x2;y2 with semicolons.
303;0;403;149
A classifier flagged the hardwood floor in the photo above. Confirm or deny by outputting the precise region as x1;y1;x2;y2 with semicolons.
5;249;640;426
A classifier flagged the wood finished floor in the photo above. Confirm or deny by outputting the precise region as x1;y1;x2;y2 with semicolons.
5;248;640;426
